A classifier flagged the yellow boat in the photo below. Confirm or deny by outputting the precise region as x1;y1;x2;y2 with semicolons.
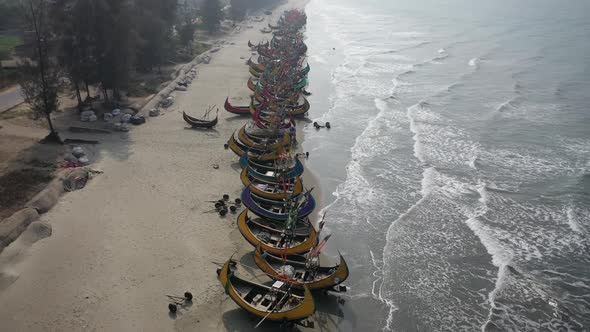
238;125;290;151
249;66;261;78
247;77;258;92
249;61;265;73
228;133;288;162
217;258;315;323
254;246;350;291
240;167;303;200
237;209;317;255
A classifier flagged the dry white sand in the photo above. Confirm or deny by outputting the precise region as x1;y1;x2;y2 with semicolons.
0;1;346;331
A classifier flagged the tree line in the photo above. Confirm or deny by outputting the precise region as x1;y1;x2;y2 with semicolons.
16;0;209;141
15;0;281;141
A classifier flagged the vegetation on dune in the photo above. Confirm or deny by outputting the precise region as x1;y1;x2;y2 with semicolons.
4;0;282;137
202;0;223;34
0;34;23;60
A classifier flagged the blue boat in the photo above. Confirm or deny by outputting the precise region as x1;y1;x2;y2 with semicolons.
241;186;316;221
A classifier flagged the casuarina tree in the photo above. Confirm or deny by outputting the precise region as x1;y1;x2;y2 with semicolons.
202;0;222;34
18;0;61;142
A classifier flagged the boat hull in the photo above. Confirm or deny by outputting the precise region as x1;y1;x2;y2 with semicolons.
237;209;317;255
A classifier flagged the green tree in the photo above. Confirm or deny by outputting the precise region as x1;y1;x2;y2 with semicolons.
135;0;177;73
18;0;60;142
176;2;198;48
229;0;247;21
0;0;22;30
52;0;98;108
92;0;135;101
201;0;222;34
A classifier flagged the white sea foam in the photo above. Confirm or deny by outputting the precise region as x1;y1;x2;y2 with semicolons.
565;206;585;234
309;54;327;64
469;57;481;68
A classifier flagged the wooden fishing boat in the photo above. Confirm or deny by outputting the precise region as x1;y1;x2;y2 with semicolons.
224;97;260;115
182;109;218;129
300;63;310;76
217;258;315;324
256;98;310;118
249;60;265;73
243;155;304;181
252;109;294;130
247;77;258;92
241;186;316;221
248;40;269;49
254;88;292;104
254;247;350;291
238;124;291;150
237;209;317;255
228;133;290;161
249;65;262;78
241;167;303;200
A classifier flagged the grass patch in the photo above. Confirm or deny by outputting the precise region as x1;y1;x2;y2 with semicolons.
127;74;169;97
0;67;20;90
0;34;22;60
193;41;212;55
0;168;54;219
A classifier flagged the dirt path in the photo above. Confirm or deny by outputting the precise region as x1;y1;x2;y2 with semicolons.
0;85;23;113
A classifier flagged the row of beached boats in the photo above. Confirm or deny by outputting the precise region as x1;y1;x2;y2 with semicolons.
218;9;349;329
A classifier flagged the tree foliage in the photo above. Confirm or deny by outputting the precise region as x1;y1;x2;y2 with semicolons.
229;0;283;21
176;3;198;48
18;0;60;141
202;0;222;34
51;0;98;106
229;0;248;21
14;0;230;107
135;0;177;72
0;0;22;30
92;0;136;100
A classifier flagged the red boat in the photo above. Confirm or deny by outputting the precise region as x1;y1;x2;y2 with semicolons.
225;97;263;115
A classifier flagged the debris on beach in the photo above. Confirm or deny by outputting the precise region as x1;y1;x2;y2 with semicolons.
62;168;103;191
166;292;192;314
113;123;130;132
160;96;174;108
149;109;160;117
205;194;241;217
80;110;97;122
130;115;145;125
313;121;331;129
120;113;132;123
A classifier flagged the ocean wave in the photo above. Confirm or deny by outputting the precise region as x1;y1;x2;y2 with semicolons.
469;57;482;68
565;206;588;234
495;96;524;112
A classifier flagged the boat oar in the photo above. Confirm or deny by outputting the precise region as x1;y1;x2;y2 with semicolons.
254;286;292;328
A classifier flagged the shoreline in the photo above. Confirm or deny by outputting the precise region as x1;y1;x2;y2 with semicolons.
0;1;334;331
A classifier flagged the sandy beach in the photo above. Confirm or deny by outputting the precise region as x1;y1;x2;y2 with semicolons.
0;1;338;331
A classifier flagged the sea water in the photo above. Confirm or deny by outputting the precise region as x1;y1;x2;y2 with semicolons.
302;0;590;330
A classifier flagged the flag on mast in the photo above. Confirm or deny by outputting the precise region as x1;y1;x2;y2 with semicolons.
310;234;332;257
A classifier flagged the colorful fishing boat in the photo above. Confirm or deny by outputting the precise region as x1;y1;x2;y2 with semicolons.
217;258;315;324
241;186;316;221
241;167;303;200
237;209;317;255
238;124;291;150
254;246;350;291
